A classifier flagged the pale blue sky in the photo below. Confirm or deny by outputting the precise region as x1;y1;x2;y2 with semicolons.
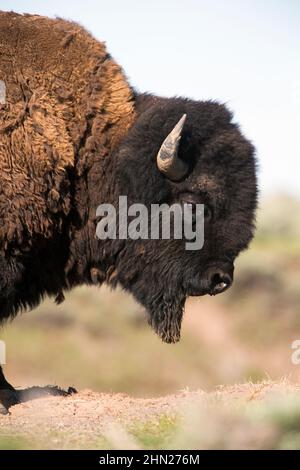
2;0;300;197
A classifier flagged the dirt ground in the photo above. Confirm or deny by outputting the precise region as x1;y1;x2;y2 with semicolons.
1;381;300;449
0;388;201;449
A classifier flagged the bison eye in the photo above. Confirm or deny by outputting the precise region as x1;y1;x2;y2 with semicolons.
204;205;212;222
180;193;213;221
182;201;213;225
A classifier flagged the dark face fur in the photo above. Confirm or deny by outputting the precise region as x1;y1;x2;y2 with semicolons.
115;95;257;343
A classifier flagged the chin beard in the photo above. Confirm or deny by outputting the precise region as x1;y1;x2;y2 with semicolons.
147;292;186;344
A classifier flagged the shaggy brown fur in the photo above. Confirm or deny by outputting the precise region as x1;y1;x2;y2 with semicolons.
0;12;135;253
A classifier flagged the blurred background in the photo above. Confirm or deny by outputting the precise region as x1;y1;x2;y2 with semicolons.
1;0;299;396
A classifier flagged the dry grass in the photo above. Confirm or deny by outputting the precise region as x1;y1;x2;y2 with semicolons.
1;380;300;449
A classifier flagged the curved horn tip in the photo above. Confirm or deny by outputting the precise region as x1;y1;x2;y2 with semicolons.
171;114;187;137
178;113;187;126
156;113;189;181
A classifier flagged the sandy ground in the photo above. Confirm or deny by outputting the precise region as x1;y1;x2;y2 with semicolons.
1;381;300;449
0;389;202;442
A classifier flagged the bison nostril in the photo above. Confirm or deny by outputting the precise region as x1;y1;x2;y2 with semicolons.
210;272;232;294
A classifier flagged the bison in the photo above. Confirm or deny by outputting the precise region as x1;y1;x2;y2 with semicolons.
0;12;257;413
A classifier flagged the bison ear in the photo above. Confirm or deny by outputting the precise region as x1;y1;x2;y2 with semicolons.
156;114;189;181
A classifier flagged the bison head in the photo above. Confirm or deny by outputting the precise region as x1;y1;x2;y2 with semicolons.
112;95;257;343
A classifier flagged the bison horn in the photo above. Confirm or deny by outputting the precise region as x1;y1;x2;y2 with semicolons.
156;114;188;181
